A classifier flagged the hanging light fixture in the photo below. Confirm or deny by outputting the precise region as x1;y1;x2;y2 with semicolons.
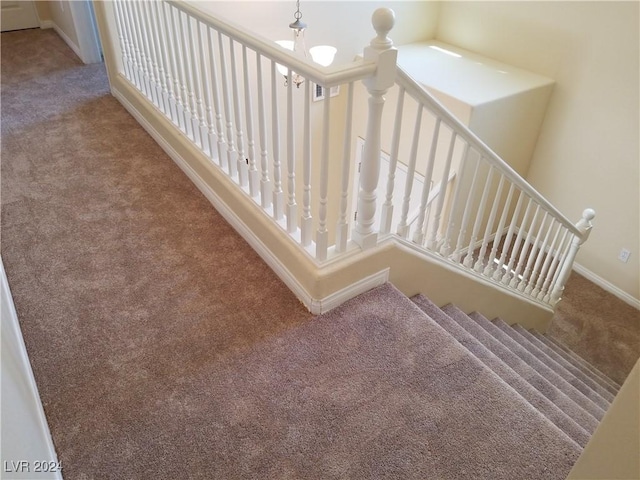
275;0;337;88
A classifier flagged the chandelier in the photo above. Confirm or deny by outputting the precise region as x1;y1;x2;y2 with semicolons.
275;0;337;88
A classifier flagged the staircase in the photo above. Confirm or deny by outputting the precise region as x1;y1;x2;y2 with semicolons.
296;282;618;479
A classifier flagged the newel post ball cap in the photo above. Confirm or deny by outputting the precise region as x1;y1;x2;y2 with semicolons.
582;208;596;221
372;8;395;39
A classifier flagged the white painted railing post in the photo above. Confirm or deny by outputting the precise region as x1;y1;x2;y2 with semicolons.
550;208;595;305
352;8;397;249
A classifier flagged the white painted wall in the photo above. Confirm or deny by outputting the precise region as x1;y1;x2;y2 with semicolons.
436;1;640;305
1;260;61;480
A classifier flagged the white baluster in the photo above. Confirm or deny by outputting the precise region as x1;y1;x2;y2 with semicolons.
185;13;207;150
195;19;215;159
352;8;397;250
205;26;226;168
517;209;546;290
525;213;553;294
475;173;504;272
256;54;271;209
396;105;423;238
162;1;184;129
550;209;595;305
180;11;202;146
300;80;312;247
380;86;404;235
336;82;354;253
142;0;163;111
412;118;441;245
509;203;540;288
285;68;297;233
532;221;561;297
169;4;192;137
502;197;534;285
148;1;171;116
426;131;457;251
113;0;133;82
463;164;494;267
493;189;524;281
218;33;237;177
444;144;474;259
139;1;159;105
121;0;142;90
229;40;247;186
316;93;331;260
541;228;570;302
130;0;150;97
271;62;284;220
243;46;259;197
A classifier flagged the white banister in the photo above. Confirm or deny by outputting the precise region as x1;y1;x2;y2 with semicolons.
352;8;397;250
105;1;596;311
550;209;596;304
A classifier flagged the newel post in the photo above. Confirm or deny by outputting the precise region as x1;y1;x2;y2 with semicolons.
550;208;596;305
352;8;397;249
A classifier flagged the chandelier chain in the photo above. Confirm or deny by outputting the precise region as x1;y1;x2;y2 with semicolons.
294;0;302;20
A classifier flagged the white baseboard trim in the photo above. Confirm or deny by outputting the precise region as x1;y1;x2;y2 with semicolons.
573;262;640;310
111;81;381;315
39;20;54;29
1;258;62;480
52;22;82;62
310;268;390;314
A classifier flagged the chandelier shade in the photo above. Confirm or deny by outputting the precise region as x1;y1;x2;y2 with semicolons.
275;1;336;88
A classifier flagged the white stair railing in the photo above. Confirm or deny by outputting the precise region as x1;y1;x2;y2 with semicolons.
107;1;593;308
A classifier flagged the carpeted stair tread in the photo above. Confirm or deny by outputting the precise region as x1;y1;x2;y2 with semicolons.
190;284;581;479
492;319;612;411
441;304;599;434
411;295;590;447
532;331;619;395
534;331;620;393
468;311;606;421
538;333;621;391
512;324;615;403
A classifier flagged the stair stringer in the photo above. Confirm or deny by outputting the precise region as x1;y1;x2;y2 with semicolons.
109;74;552;329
